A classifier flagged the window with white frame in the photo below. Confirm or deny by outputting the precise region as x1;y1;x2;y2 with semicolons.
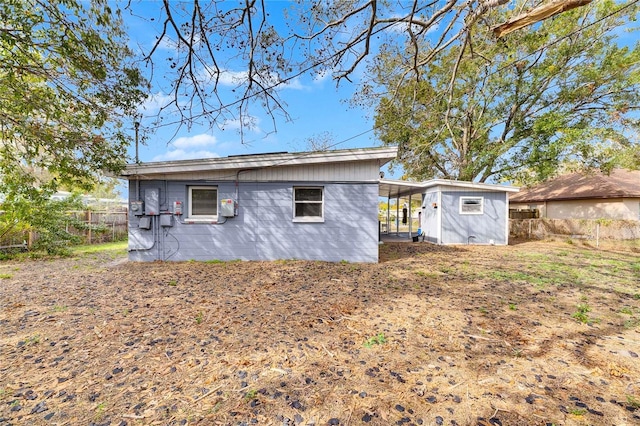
293;187;324;222
459;196;484;215
188;186;218;219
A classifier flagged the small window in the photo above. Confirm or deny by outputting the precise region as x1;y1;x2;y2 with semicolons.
460;196;484;215
188;186;218;219
293;187;324;222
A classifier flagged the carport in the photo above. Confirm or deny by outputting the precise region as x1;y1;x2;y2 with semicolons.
378;178;427;241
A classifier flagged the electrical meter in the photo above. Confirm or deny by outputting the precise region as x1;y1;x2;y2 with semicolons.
173;201;183;215
130;201;144;216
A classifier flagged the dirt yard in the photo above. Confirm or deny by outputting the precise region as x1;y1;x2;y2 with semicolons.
1;240;639;426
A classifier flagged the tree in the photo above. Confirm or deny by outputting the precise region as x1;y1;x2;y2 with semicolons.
1;0;146;251
129;0;514;136
372;0;640;184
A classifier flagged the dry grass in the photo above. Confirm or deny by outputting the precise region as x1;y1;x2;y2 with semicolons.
0;240;639;426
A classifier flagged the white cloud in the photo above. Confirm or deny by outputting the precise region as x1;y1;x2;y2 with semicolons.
152;149;220;162
385;20;440;35
172;133;217;149
200;66;307;91
219;116;262;133
217;69;249;86
313;68;332;84
138;92;173;114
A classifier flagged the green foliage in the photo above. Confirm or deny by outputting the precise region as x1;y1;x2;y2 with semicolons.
372;0;640;184
244;389;258;401
0;0;147;251
627;395;640;409
0;193;94;255
71;241;127;255
363;333;387;348
572;303;592;324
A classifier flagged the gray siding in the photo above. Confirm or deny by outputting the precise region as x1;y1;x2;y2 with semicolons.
128;181;379;262
440;191;508;245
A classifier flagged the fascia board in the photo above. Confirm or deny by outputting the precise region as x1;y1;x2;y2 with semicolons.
121;147;398;177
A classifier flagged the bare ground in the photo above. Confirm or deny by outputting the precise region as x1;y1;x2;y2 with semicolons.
1;240;639;426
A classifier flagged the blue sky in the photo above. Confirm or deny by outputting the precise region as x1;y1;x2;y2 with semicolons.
123;1;390;171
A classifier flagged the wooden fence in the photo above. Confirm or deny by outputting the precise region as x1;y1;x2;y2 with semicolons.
510;218;640;241
0;210;128;250
68;210;129;244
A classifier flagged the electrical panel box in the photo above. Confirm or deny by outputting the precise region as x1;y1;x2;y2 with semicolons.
160;214;173;227
220;199;236;218
130;201;144;216
138;216;151;230
173;201;183;215
144;188;160;215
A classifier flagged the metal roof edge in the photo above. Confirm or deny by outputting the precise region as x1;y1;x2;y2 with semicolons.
121;146;398;177
424;179;520;193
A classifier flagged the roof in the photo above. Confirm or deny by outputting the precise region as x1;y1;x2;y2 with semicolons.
121;146;398;177
509;169;640;203
379;178;519;198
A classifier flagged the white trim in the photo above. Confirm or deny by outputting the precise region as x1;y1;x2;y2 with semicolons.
459;196;484;215
293;186;324;222
188;186;218;220
122;147;398;177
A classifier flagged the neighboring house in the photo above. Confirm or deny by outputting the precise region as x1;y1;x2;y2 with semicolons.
120;147;397;263
378;179;519;245
509;169;640;220
420;180;518;245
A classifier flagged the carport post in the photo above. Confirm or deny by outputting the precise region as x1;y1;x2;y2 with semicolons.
395;197;400;236
408;194;412;237
386;195;390;234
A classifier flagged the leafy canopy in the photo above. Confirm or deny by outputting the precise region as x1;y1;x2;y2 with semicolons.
0;0;146;252
373;0;640;184
0;0;146;197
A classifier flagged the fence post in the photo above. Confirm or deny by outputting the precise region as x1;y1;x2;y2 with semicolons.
87;210;92;244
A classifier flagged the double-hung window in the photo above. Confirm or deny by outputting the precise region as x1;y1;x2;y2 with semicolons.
459;196;484;215
293;187;324;222
188;186;218;220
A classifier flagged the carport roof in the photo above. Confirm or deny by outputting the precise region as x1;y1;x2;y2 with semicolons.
379;178;519;198
379;179;426;198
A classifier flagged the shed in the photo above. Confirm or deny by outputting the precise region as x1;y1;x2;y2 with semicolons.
509;169;640;220
120;146;397;263
380;179;519;245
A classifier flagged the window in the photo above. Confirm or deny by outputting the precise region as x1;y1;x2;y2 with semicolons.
188;186;218;219
460;196;484;215
293;187;324;222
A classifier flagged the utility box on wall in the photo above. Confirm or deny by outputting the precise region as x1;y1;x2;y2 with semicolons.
144;188;160;215
160;214;173;227
220;199;236;218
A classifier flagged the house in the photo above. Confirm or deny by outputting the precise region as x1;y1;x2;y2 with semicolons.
120;147;397;263
379;179;519;245
509;169;640;220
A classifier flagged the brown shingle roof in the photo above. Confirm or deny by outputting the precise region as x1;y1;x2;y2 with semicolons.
509;169;640;203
